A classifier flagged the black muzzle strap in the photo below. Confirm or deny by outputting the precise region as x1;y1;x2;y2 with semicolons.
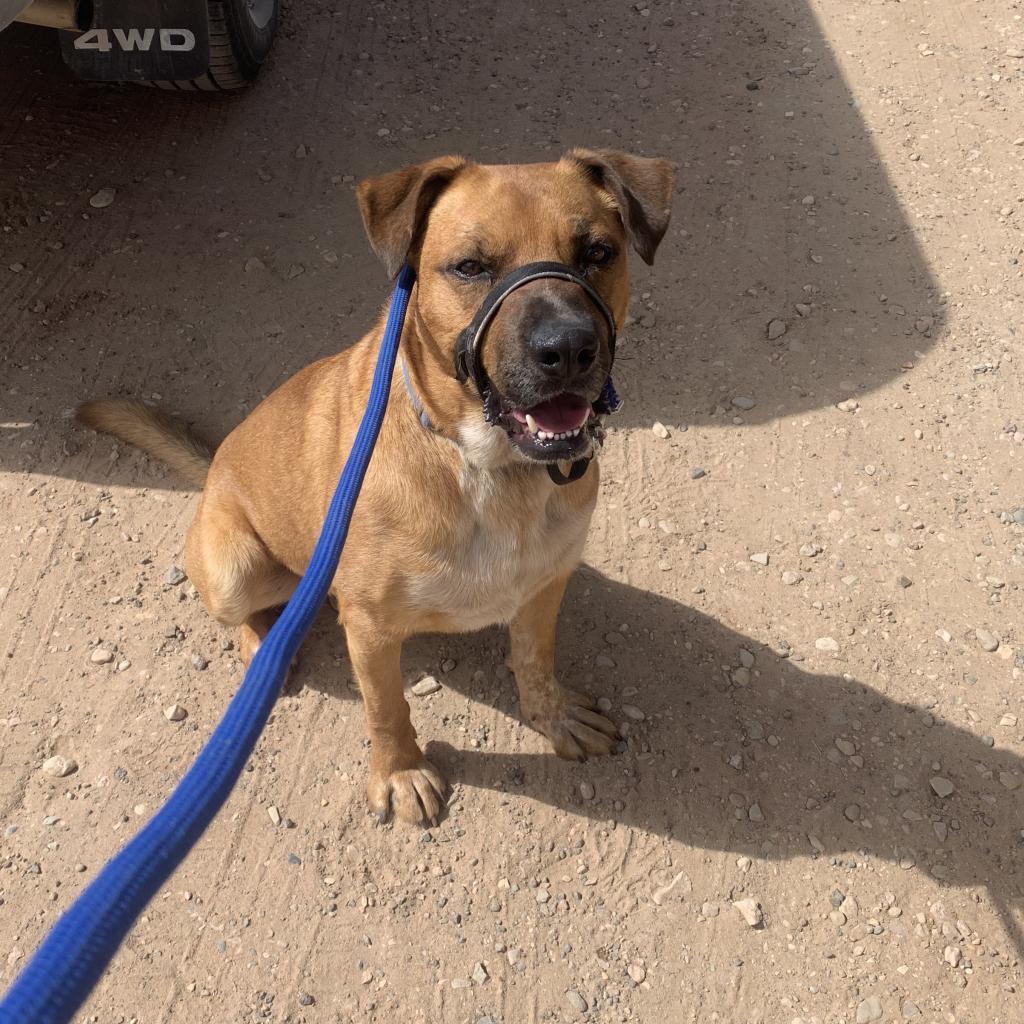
452;261;619;486
454;261;617;394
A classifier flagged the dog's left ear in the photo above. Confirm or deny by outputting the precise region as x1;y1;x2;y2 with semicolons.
566;149;677;265
357;155;468;277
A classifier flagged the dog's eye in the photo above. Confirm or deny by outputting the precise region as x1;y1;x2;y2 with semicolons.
453;259;487;280
583;243;614;267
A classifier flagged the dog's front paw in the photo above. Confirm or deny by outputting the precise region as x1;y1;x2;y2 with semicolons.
523;686;620;761
368;748;448;826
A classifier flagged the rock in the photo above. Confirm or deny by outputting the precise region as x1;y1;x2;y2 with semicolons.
815;636;839;653
535;888;550;904
627;964;646;983
856;996;883;1023
652;421;669;439
411;676;441;697
975;629;999;652
268;805;282;826
164;703;188;722
691;467;706;479
836;399;859;413
732;397;756;410
944;944;962;968
844;803;861;821
896;575;913;588
781;570;803;585
579;781;595;801
766;318;787;340
749;552;769;566
191;653;208;671
1012;508;1024;525
902;1001;921;1019
930;776;955;798
732;667;751;687
748;802;764;822
472;962;489;985
998;771;1020;791
90;648;114;664
700;901;720;918
621;704;645;721
441;658;456;673
738;648;755;669
165;566;187;586
732;897;763;928
298;992;314;1006
42;756;78;778
566;990;588;1014
835;738;856;756
89;188;116;209
935;628;952;643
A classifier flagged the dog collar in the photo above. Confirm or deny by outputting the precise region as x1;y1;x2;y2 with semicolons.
452;260;621;485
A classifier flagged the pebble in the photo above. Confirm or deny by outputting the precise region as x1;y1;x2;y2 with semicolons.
738;648;755;669
621;704;645;721
268;806;282;826
767;318;787;340
164;704;188;722
975;629;999;652
472;962;489;985
297;992;314;1006
41;756;78;778
191;653;208;671
90;648;114;664
690;467;706;479
627;964;646;984
732;396;756;410
944;944;962;967
844;803;861;821
930;776;955;798
566;990;588;1014
815;636;839;653
165;566;187;585
836;399;859;413
781;570;803;585
896;575;913;588
651;421;669;439
579;781;595;801
748;802;764;822
856;996;883;1023
411;676;442;697
835;738;856;756
732;898;763;928
749;552;769;566
998;772;1020;791
902;1001;921;1019
89;188;116;209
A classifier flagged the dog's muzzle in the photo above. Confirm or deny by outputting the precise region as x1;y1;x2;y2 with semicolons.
452;261;622;484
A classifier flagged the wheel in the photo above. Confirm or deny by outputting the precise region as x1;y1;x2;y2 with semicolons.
151;0;278;91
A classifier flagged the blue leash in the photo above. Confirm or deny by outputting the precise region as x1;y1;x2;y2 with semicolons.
0;265;416;1024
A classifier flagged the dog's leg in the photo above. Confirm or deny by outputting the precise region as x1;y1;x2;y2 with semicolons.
185;499;300;684
344;613;447;825
509;573;619;760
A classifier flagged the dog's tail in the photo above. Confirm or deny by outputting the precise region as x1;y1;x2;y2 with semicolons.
76;399;213;488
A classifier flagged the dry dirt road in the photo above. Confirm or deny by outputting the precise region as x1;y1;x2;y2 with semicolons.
1;1;1022;1022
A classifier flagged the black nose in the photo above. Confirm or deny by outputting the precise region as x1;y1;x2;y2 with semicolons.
528;320;600;379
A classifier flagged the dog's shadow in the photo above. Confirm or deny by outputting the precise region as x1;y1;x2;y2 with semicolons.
301;566;1024;954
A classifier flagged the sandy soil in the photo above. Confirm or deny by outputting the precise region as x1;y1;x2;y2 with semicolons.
1;1;1022;1022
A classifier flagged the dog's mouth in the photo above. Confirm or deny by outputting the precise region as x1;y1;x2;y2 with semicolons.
501;393;598;462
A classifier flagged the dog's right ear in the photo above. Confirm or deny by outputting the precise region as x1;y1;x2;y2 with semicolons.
357;156;467;278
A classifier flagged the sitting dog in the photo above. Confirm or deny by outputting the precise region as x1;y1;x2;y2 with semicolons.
78;149;676;825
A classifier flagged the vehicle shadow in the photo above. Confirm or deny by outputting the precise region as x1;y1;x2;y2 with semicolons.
1;1;940;488
295;565;1024;959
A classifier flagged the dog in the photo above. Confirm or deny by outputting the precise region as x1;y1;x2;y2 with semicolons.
77;149;676;825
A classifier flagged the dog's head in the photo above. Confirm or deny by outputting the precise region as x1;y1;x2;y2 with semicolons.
357;150;676;464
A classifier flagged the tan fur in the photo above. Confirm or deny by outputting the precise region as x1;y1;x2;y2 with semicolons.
78;151;675;826
76;399;212;487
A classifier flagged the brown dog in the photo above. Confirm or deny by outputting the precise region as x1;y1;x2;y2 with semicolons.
77;149;676;825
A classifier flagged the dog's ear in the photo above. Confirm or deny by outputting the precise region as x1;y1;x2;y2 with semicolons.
566;149;677;265
357;156;467;277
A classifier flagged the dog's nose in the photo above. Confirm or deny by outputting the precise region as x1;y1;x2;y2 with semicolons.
528;321;600;379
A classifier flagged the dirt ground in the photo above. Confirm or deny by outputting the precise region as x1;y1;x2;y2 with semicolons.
1;1;1023;1022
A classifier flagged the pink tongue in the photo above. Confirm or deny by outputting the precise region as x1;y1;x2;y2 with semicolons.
526;395;592;433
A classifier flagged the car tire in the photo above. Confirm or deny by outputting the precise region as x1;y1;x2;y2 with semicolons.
151;0;278;91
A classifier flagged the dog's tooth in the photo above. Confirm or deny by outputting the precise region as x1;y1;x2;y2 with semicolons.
525;413;539;434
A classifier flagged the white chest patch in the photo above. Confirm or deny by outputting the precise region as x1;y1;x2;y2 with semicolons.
406;436;594;631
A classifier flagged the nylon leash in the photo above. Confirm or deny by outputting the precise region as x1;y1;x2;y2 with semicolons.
0;265;416;1024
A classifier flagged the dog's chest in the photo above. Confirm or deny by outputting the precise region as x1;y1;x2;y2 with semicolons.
406;472;591;631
